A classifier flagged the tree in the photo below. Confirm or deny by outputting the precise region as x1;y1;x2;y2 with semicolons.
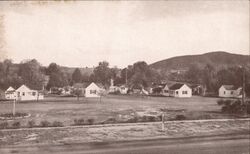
128;61;159;88
185;64;202;84
18;59;46;90
46;63;68;89
93;61;112;86
72;68;82;83
72;88;82;101
201;64;216;95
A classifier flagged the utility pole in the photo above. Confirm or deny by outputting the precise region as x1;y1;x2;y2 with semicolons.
125;68;128;86
161;113;165;131
241;66;246;116
242;66;245;106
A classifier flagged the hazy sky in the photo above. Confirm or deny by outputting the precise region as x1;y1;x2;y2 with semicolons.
0;1;249;68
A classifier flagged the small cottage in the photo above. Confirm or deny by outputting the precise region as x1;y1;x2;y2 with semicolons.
218;85;242;98
16;85;44;101
5;86;17;100
73;82;105;98
168;83;192;98
119;85;128;94
5;85;44;101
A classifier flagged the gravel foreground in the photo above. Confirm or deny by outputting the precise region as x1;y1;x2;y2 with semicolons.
0;119;249;147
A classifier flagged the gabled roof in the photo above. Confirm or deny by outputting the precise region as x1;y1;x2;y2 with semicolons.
221;85;239;90
169;83;185;90
16;84;32;91
73;82;104;89
6;86;15;92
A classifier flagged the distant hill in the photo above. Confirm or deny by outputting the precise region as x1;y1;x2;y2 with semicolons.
150;51;250;73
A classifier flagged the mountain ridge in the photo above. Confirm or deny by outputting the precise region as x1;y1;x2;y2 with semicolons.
150;51;250;72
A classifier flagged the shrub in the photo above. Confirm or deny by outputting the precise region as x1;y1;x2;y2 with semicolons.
175;115;186;120
27;120;36;128
40;120;51;127
87;118;94;125
73;118;85;125
103;117;116;124
148;116;157;122
127;116;138;123
218;99;250;114
12;122;21;128
52;121;63;127
0;112;28;118
0;122;9;129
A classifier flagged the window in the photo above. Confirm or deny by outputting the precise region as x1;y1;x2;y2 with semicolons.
182;91;188;94
90;90;97;94
176;91;178;94
231;91;234;95
164;90;168;93
224;91;226;94
32;92;36;96
22;92;25;96
18;92;20;96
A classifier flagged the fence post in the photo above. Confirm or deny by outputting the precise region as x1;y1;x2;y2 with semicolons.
161;113;165;131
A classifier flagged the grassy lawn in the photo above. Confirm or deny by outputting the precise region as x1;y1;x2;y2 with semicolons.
0;95;239;127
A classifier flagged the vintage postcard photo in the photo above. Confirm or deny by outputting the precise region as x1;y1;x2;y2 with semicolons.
0;1;249;154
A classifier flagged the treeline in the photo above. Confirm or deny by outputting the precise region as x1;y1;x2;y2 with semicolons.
1;59;249;95
169;64;250;95
0;59;162;90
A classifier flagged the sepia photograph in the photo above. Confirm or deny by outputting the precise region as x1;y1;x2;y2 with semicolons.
0;0;249;154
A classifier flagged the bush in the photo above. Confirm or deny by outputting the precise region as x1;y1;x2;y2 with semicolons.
126;116;138;123
40;120;51;127
0;112;28;118
218;99;250;114
73;118;85;125
52;121;63;127
27;120;36;128
175;115;187;120
12;122;21;128
103;117;116;124
87;119;94;125
0;122;9;129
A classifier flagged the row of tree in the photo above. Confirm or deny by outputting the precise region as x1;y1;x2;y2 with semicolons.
0;59;162;91
0;59;249;96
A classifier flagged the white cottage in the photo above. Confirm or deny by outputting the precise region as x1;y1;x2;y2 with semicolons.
218;85;242;98
16;85;44;101
5;85;44;101
85;82;105;97
5;86;17;100
119;85;129;94
162;84;170;96
73;82;105;98
169;83;192;98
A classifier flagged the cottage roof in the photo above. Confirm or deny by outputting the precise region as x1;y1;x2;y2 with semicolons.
95;83;105;89
6;86;15;92
16;85;34;91
169;83;185;90
73;82;104;89
221;85;239;90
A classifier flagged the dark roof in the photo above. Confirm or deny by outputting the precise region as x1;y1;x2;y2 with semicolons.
169;83;185;90
222;85;240;90
95;83;105;89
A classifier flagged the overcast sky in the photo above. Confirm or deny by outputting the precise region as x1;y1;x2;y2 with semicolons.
0;1;249;68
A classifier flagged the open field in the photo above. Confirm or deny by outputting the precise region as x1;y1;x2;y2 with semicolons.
0;95;244;127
